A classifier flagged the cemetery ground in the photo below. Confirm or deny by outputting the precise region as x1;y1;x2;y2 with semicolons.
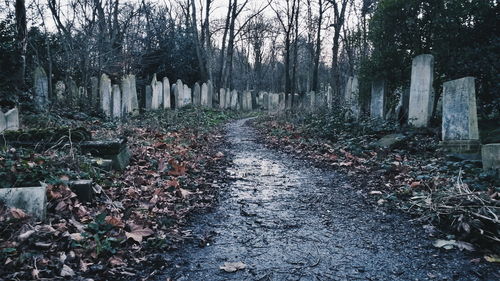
0;109;499;280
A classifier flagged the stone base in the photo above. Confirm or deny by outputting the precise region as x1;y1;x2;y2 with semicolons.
440;139;481;160
482;144;499;177
0;184;47;220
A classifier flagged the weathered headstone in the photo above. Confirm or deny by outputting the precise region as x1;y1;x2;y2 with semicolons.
78;86;87;109
100;74;112;117
0;184;47;220
219;88;226;109
201;83;209;107
408;54;434;127
67;78;79;109
112;85;121;119
163;77;171;109
151;74;160;110
344;77;353;105
482;144;499;177
327;86;333;109
263;92;269;110
172;84;178;108
54;81;66;103
5;108;19;131
0;111;6;132
145;85;152;110
33;67;49;110
175;80;184;108
230;90;238;110
129;75;139;115
345;76;360;119
183;85;192;106
121;76;131;115
193;83;201;106
371;80;386;119
245;91;253;111
225;89;231;109
90;77;99;110
207;80;214;107
440;77;480;155
279;93;286;112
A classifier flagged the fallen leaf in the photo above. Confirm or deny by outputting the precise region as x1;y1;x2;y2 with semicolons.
105;216;125;228
484;255;500;263
108;256;126;267
60;264;75;277
18;230;35;241
220;261;246;273
125;226;154;243
10;208;28;219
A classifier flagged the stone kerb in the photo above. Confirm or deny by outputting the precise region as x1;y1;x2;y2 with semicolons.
440;77;480;156
408;54;435;127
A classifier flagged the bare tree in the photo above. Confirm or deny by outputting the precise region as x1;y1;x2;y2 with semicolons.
326;0;349;98
15;0;27;86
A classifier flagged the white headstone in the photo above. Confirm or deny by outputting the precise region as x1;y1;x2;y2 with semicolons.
346;76;360;119
5;108;19;131
344;77;353;105
0;184;47;220
129;75;139;115
0;111;6;132
175;80;184;108
207;80;214;107
244;91;253;111
112;85;121;118
230;90;238;110
408;54;434;127
121;76;131;115
100;74;112;117
33;67;49;110
201;83;209;107
442;77;479;141
151;74;160;110
163;77;171;109
371;80;386;119
327;86;333;109
183;85;192;106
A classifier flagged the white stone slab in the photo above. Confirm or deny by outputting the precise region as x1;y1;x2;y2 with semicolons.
163;77;171;109
112;85;121;118
409;54;434;127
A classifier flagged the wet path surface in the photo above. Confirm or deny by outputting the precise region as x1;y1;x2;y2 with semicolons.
159;118;498;280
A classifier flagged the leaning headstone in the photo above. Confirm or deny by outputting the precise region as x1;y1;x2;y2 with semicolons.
219;89;226;109
145;85;153;110
90;77;99;110
5;108;19;131
440;77;480;155
112;85;121;119
163;77;171;109
193;83;201;106
230;90;238;110
121;76;131;115
408;54;434;127
371;80;386;119
100;74;112;117
0;111;6;132
482;144;499;177
54;81;66;103
151;74;160;110
33;67;49;111
0;183;47;220
207;80;214;107
129;75;139;115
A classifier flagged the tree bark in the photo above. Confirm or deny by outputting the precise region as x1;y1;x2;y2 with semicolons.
15;0;27;86
312;0;324;92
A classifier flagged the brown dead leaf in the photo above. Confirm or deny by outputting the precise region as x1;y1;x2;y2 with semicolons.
108;256;126;267
125;225;154;243
105;216;125;228
10;208;28;219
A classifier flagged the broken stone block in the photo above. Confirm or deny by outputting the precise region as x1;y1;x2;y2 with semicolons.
81;138;130;171
482;144;499;177
69;180;94;202
0;183;47;220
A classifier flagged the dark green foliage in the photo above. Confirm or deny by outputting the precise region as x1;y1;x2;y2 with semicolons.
360;0;499;118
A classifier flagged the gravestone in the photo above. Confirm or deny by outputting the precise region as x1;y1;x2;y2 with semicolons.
308;92;316;111
482;144;499;177
151;74;160;110
129;75;139;115
0;111;5;132
270;93;280;112
5;108;19;131
145;85;152;110
408;54;434;127
230;90;238;110
193;83;201;106
440;77;480;155
90;77;99;110
121;76;131;115
112;85;121;119
69;180;94;202
225;89;231;109
175;80;184;108
201;83;209;107
327;86;333;109
345;76;360;119
0;183;47;220
55;81;66;103
172;84;178;108
371;80;386;119
279;93;285;112
207;80;214;107
163;77;171;109
183;85;192;106
219;89;226;109
263;92;269;110
67;78;79;109
100;74;112;117
78;86;87;109
344;77;353;105
155;80;163;109
33;67;49;111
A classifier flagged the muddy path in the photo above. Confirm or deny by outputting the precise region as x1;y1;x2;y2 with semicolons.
157;118;499;281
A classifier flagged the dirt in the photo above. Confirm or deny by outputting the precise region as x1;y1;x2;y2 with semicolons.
157;118;499;281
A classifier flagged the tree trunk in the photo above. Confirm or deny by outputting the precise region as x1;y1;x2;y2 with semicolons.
191;0;207;81
217;0;232;88
15;0;27;87
312;0;323;92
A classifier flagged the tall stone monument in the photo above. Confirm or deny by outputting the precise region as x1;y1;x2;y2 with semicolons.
33;67;49;111
408;54;434;127
163;77;171;109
